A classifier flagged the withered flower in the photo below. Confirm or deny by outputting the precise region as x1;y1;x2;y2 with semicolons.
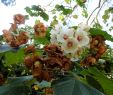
16;31;29;45
34;22;47;37
2;29;13;43
24;45;36;54
80;55;97;66
32;61;44;82
44;44;63;56
24;54;39;69
13;14;25;24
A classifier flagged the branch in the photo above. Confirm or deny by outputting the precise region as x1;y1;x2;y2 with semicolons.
86;0;101;24
90;0;107;25
96;0;107;20
43;0;55;7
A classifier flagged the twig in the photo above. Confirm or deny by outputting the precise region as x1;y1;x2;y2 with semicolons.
43;0;55;7
96;0;107;20
86;0;101;25
90;0;107;25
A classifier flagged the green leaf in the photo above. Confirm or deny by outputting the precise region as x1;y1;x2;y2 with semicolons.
0;76;33;95
55;4;72;15
102;14;110;23
25;7;32;16
5;48;25;65
52;77;104;95
89;28;113;42
34;37;49;45
81;67;113;95
82;8;88;18
73;14;78;19
59;15;64;21
39;12;49;21
76;0;85;7
93;23;103;30
25;5;49;21
64;0;71;4
86;75;104;93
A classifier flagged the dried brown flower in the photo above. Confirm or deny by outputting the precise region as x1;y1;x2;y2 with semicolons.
13;14;25;24
34;22;47;37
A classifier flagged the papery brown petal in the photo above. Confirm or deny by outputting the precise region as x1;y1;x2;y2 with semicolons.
2;29;13;43
24;45;36;54
34;22;47;37
13;14;25;24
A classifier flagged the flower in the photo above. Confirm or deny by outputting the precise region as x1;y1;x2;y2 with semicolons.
74;30;90;47
78;22;90;32
13;14;25;24
34;22;47;37
50;24;63;43
2;29;13;43
61;37;78;54
57;28;75;42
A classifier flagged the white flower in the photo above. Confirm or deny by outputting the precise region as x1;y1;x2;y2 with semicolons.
57;28;75;42
78;23;90;32
50;34;58;44
74;30;90;47
61;37;78;54
50;23;63;35
50;23;65;43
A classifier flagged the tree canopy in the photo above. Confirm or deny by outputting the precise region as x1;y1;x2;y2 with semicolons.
0;0;113;95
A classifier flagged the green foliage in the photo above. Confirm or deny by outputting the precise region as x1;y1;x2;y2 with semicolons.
0;76;33;95
102;7;113;23
64;0;71;4
25;5;49;21
5;48;25;65
52;77;104;95
1;0;113;95
80;67;113;95
75;0;85;7
34;27;51;45
82;8;88;18
93;23;103;30
55;4;73;15
89;28;113;42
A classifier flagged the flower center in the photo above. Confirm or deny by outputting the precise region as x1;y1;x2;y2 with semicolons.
63;34;68;40
77;35;83;42
67;41;73;48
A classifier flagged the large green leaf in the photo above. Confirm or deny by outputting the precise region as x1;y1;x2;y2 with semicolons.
0;76;33;95
52;77;104;95
5;48;25;65
89;28;113;42
81;67;113;95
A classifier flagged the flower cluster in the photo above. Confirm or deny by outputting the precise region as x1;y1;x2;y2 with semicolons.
50;23;90;58
24;44;72;82
80;35;107;66
2;14;29;48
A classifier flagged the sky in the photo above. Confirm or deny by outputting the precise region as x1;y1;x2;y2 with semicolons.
0;0;113;47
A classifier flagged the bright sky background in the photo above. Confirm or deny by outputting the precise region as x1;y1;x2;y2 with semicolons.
0;0;113;47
